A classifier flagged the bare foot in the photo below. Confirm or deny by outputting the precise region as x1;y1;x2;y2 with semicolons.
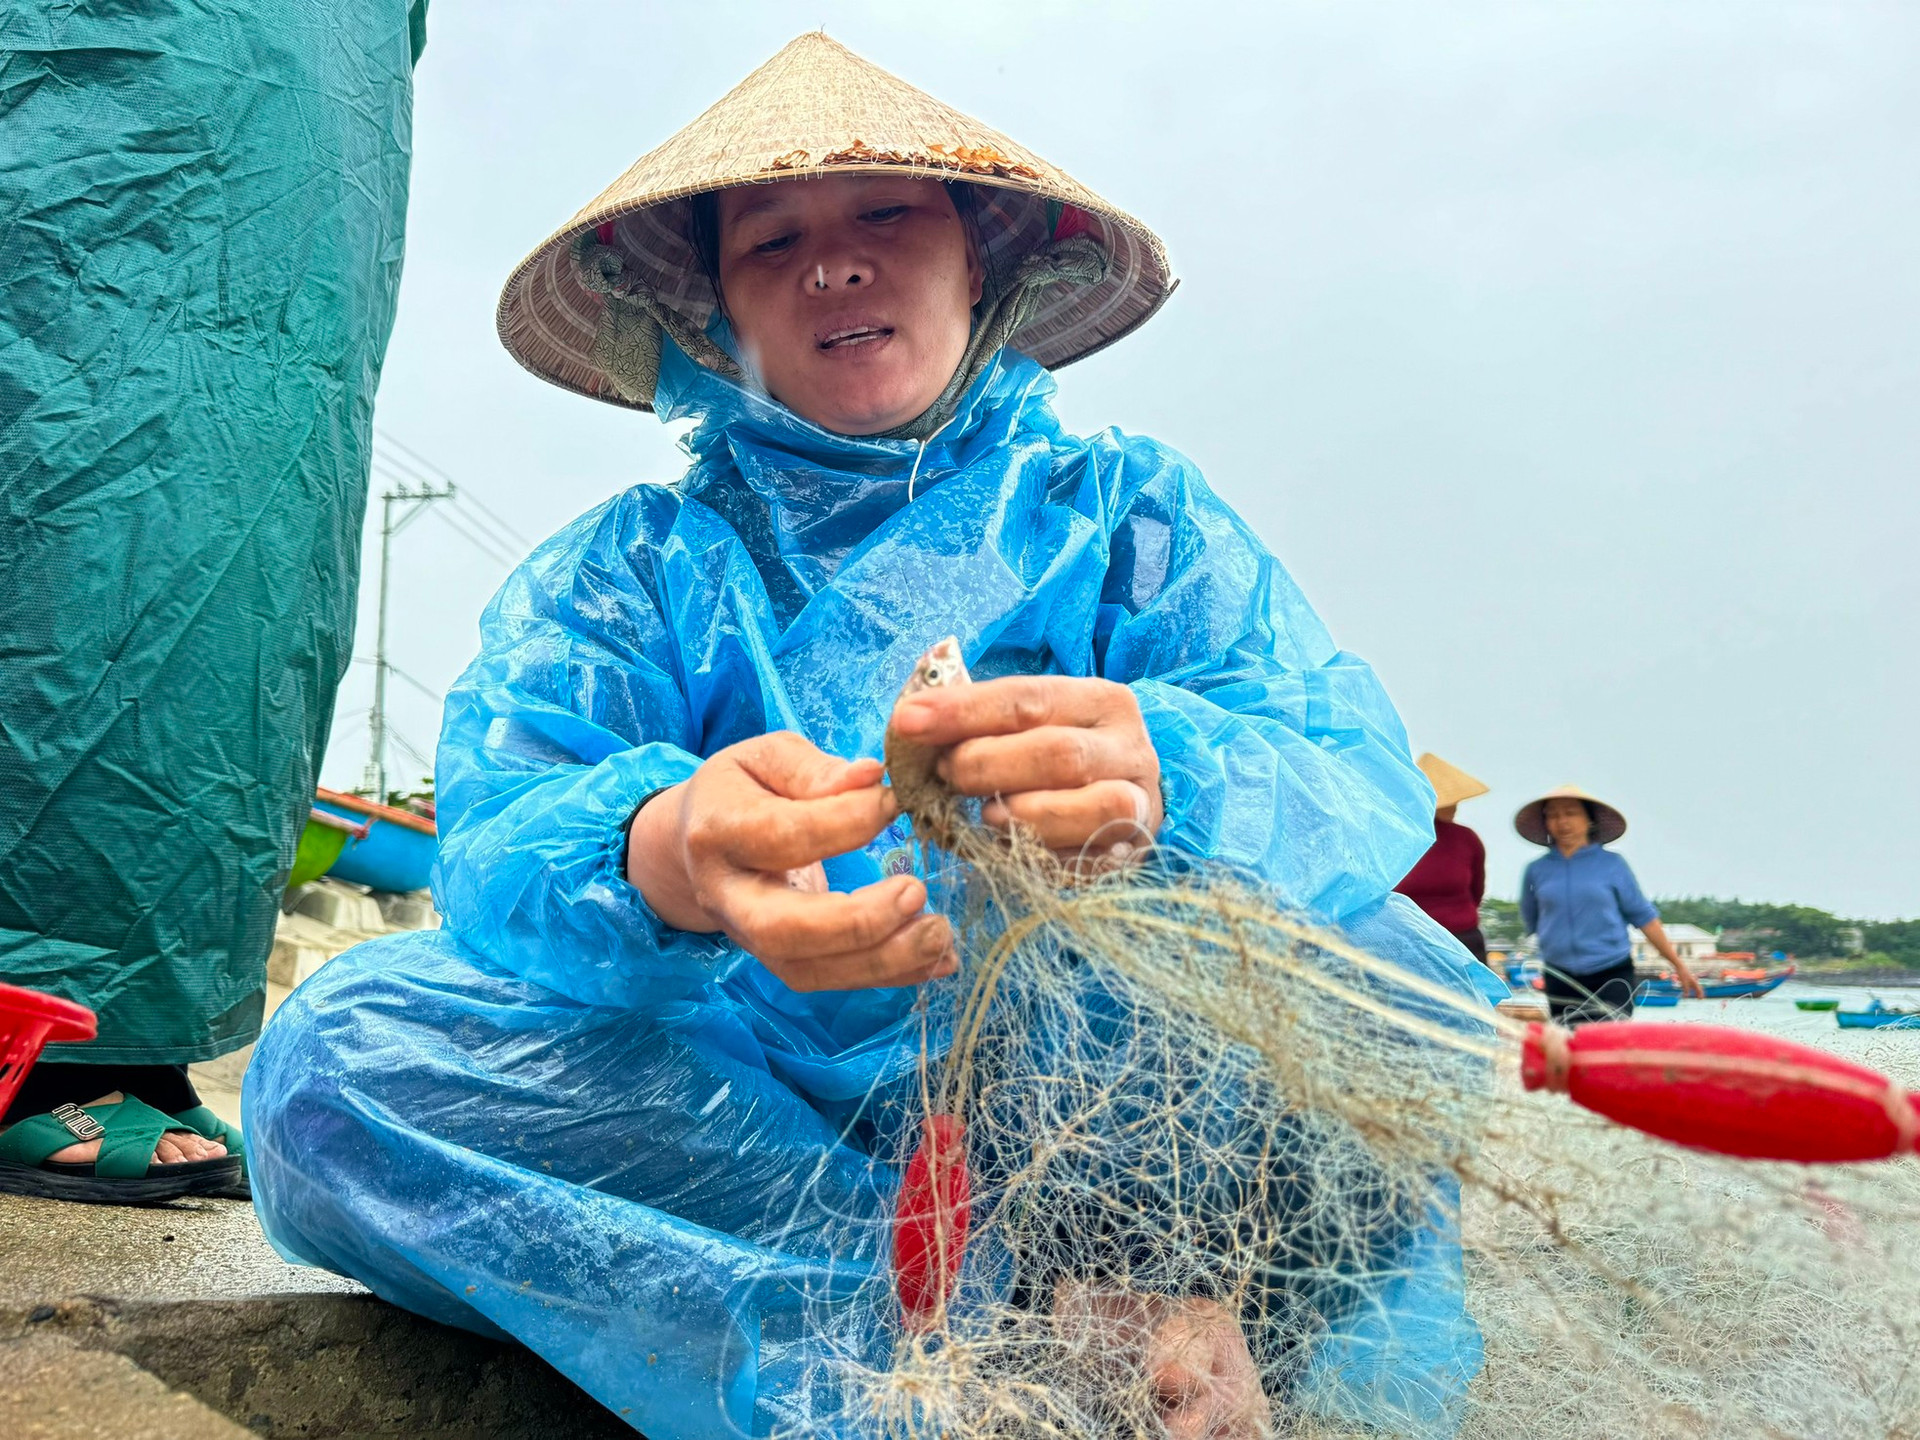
25;1093;228;1167
1053;1281;1270;1439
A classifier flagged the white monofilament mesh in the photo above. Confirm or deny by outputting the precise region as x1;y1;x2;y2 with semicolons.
776;720;1920;1439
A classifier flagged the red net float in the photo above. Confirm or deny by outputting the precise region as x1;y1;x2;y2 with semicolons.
893;1113;971;1326
1521;1020;1920;1164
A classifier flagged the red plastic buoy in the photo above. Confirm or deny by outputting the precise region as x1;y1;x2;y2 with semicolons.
893;1113;971;1326
1521;1020;1920;1164
0;982;97;1116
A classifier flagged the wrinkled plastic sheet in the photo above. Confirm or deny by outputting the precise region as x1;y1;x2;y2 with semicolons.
253;339;1490;1435
0;1;425;1061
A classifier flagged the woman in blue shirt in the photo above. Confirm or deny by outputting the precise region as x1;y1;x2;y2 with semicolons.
1517;786;1704;1022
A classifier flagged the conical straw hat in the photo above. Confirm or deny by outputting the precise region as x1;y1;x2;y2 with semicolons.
496;32;1175;412
1513;785;1628;847
1417;753;1489;811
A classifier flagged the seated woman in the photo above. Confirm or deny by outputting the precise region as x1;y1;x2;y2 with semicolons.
248;33;1495;1440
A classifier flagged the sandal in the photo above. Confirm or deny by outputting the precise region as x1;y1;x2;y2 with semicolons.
164;1104;251;1201
0;1094;244;1205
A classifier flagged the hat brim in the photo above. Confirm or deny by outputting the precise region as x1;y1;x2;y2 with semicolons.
1514;795;1627;847
496;170;1174;413
1415;753;1489;811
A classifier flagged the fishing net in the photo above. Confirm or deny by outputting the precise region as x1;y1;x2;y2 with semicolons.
773;649;1920;1440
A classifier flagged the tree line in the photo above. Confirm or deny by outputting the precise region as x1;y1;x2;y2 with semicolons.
1479;896;1920;969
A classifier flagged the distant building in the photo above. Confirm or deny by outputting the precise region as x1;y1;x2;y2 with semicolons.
1631;922;1718;969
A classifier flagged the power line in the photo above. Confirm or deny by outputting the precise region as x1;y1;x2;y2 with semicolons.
368;457;521;568
387;662;447;706
363;478;454;800
429;504;522;569
350;656;446;706
446;483;533;553
375;429;535;552
368;461;515;569
373;428;459;487
431;504;518;565
357;432;535;800
371;452;525;555
452;494;533;560
387;723;436;776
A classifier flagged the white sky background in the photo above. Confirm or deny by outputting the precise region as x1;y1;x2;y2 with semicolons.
332;0;1920;919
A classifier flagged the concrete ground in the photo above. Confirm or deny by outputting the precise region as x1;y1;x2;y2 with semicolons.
3;886;639;1439
0;1174;637;1439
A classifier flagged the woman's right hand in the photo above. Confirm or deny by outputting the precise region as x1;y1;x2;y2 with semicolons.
626;732;956;991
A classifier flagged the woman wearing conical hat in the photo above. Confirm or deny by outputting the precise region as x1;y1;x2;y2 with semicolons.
1516;786;1705;1023
1394;755;1493;966
247;34;1489;1438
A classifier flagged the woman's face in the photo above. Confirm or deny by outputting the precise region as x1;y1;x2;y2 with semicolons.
1543;797;1593;847
715;174;984;435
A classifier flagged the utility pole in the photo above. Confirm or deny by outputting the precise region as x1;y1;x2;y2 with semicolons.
362;480;454;800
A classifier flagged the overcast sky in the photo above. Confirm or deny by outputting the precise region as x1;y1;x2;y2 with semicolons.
331;1;1920;920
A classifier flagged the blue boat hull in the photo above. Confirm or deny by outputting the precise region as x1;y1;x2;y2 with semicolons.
1633;989;1679;1007
313;800;436;893
1836;1010;1920;1030
1639;973;1791;1001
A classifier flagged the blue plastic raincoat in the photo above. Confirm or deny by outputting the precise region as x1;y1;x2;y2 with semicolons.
248;339;1499;1438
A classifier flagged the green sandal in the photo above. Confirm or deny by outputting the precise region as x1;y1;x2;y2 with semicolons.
0;1095;244;1206
165;1104;251;1201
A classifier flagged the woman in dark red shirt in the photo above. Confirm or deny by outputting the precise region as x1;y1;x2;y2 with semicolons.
1395;754;1491;965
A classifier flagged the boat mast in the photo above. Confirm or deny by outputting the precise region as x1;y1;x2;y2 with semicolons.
362;479;454;800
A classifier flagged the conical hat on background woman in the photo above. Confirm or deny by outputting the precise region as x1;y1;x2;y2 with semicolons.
497;31;1174;413
1416;754;1489;811
1513;785;1628;847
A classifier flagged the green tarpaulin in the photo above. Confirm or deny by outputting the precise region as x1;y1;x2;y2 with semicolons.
0;1;426;1062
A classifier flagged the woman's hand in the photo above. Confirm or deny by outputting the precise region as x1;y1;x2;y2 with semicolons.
627;733;955;991
1641;919;1708;999
889;676;1163;864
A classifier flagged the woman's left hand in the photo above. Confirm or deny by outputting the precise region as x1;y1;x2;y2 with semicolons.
1673;965;1707;1000
889;675;1163;863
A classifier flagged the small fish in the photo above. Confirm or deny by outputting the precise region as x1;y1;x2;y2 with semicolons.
885;637;971;853
901;635;971;697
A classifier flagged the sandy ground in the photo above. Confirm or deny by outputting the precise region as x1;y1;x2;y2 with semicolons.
186;983;288;1130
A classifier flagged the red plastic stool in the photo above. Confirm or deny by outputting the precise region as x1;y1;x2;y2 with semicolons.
0;982;97;1116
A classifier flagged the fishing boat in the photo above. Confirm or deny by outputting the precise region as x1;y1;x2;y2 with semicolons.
289;807;370;889
1504;958;1541;989
1835;999;1920;1031
1639;965;1795;1001
1633;987;1680;1008
312;786;438;893
1794;998;1841;1012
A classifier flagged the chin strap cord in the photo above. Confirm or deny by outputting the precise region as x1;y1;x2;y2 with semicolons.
905;413;956;504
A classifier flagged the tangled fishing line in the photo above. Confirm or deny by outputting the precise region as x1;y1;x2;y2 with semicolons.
786;643;1920;1440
